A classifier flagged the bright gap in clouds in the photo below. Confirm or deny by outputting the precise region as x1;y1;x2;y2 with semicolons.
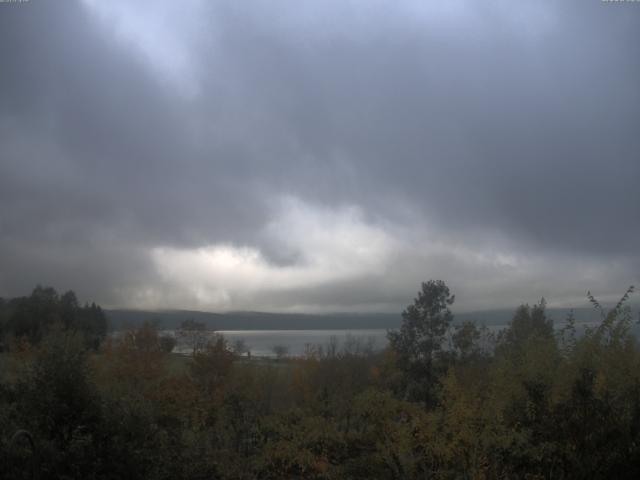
81;0;203;97
137;197;629;313
148;198;400;311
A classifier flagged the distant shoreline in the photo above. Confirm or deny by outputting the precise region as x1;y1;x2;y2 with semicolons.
105;307;609;332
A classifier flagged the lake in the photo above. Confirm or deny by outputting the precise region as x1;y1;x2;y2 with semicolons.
166;320;605;357
106;318;614;358
170;329;389;357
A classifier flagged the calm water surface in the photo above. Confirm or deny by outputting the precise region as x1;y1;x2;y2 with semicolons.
162;329;387;357
154;320;602;358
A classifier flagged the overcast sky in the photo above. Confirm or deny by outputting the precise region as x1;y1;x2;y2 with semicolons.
1;0;638;313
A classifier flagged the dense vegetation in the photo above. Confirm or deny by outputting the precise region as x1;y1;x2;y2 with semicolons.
0;286;108;350
1;282;639;479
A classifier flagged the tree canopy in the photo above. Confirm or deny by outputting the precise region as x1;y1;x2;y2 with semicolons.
0;286;107;349
1;282;640;479
387;280;456;404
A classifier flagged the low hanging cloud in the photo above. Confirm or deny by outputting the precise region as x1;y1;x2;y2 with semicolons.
143;198;400;310
0;0;638;313
131;197;635;313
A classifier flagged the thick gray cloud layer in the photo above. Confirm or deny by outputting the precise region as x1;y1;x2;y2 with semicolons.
1;0;638;312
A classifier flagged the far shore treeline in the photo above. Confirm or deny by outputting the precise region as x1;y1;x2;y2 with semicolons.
1;281;640;479
107;305;607;332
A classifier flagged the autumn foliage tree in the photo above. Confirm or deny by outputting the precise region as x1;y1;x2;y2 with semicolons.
177;319;209;355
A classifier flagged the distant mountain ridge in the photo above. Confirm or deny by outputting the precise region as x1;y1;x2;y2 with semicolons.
105;307;609;331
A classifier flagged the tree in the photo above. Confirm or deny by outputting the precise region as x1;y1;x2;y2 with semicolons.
452;321;482;361
232;338;250;357
59;290;79;330
497;298;553;355
177;319;208;355
159;335;177;354
132;321;160;352
6;286;60;343
387;280;455;405
77;302;108;350
272;344;289;360
2;287;108;349
190;334;235;395
15;327;101;477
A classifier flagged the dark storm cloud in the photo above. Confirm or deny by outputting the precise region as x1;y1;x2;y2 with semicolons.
0;0;272;301
197;0;640;255
0;0;638;310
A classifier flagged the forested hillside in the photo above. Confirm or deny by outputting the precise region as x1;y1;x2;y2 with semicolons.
105;307;606;331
